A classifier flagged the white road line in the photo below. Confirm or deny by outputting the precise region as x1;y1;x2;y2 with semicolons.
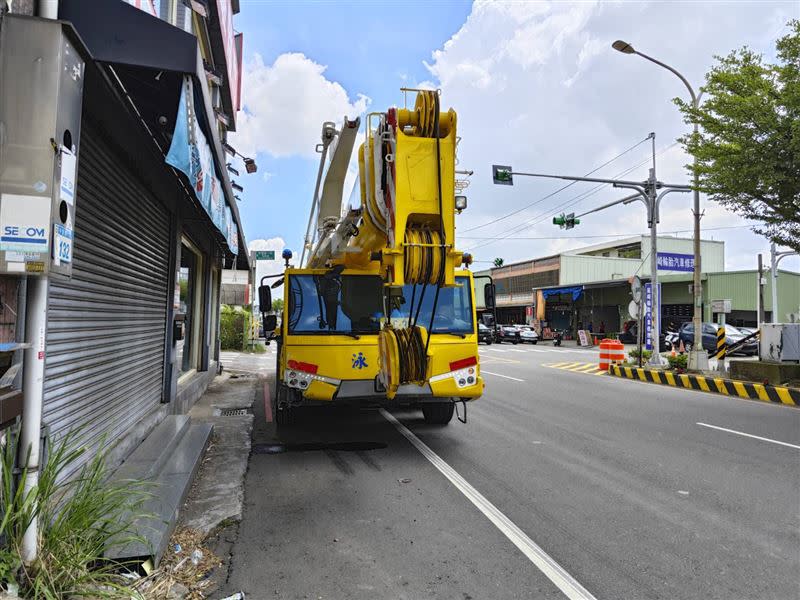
482;370;525;382
380;409;597;600
697;422;800;450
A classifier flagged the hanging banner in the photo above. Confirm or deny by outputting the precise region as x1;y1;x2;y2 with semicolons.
225;206;239;256
166;76;238;255
123;0;158;17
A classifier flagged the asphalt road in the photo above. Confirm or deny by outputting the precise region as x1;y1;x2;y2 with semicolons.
221;343;800;600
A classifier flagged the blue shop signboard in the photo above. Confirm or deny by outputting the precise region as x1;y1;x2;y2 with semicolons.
656;252;694;272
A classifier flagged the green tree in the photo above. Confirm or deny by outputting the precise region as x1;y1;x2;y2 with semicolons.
676;20;799;251
493;257;504;267
272;298;284;312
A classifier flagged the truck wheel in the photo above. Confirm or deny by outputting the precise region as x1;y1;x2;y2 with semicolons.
274;383;293;426
486;339;492;345
422;402;454;425
276;404;292;426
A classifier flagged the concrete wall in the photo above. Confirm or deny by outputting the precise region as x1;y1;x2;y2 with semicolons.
704;270;800;322
559;255;640;285
560;236;725;285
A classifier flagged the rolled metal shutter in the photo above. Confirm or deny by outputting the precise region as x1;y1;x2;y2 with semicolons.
43;121;170;463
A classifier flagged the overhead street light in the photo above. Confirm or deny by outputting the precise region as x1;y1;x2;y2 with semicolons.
611;40;635;54
223;141;258;174
612;39;707;370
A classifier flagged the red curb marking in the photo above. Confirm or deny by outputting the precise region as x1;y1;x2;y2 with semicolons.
263;380;273;423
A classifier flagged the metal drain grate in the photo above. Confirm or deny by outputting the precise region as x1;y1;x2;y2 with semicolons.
219;408;250;417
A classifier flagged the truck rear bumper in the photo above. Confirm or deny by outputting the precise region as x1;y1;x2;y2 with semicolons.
294;377;483;405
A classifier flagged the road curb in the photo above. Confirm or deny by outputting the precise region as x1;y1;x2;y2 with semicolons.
608;364;799;407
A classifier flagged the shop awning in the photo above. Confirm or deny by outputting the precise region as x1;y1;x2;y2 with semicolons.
542;286;584;301
58;0;249;269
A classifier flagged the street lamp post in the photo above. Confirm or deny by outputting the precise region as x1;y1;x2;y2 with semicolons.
770;243;799;322
612;40;708;370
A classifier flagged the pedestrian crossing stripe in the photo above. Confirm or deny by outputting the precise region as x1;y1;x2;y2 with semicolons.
543;362;607;376
607;364;799;406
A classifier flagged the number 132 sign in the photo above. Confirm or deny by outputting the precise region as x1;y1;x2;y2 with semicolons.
53;224;73;266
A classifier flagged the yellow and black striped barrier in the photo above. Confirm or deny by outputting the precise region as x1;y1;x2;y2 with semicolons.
715;326;726;359
608;364;799;406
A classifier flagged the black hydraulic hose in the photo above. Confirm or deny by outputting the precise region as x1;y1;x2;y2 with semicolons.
407;283;417;328
424;92;446;360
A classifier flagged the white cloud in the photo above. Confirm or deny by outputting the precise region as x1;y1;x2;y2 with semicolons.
248;237;287;306
231;53;370;159
424;0;793;272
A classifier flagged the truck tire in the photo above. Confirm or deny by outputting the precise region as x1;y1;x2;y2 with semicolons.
275;383;293;426
422;402;454;425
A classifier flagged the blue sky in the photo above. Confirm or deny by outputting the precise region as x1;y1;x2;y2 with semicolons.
231;0;471;262
229;0;799;280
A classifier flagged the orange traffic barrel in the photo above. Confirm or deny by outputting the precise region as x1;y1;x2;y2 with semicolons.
599;339;625;371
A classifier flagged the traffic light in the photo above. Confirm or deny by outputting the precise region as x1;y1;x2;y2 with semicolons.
553;213;580;229
492;165;513;186
565;213;580;229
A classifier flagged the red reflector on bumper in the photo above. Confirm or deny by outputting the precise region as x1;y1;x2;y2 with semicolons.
287;359;318;374
449;356;478;371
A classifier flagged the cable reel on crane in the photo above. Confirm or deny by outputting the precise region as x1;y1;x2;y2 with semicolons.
378;324;428;400
349;89;462;396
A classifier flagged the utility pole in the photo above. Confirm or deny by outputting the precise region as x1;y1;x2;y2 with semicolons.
611;39;707;370
757;254;765;329
493;138;691;367
770;243;799;323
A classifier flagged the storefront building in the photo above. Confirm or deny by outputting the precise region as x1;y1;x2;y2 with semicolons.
0;0;251;482
478;236;798;338
483;237;723;328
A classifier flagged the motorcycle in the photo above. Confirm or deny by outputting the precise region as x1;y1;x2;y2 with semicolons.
553;329;563;347
664;330;679;351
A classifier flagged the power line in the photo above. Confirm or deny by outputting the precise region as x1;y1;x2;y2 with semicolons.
463;135;651;233
460;224;751;240
464;142;680;253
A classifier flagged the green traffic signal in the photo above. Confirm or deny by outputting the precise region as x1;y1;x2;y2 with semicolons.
492;165;514;186
553;214;566;227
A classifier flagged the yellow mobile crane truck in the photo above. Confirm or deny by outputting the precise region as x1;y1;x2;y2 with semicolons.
259;90;494;426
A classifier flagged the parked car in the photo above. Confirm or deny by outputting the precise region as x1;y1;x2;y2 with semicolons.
478;322;494;345
518;326;538;344
496;324;520;344
618;319;669;349
677;322;758;356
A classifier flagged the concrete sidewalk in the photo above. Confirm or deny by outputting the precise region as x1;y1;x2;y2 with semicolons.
166;350;273;598
179;372;256;534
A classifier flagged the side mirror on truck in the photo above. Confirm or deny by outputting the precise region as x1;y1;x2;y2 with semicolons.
258;284;272;311
484;283;496;309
